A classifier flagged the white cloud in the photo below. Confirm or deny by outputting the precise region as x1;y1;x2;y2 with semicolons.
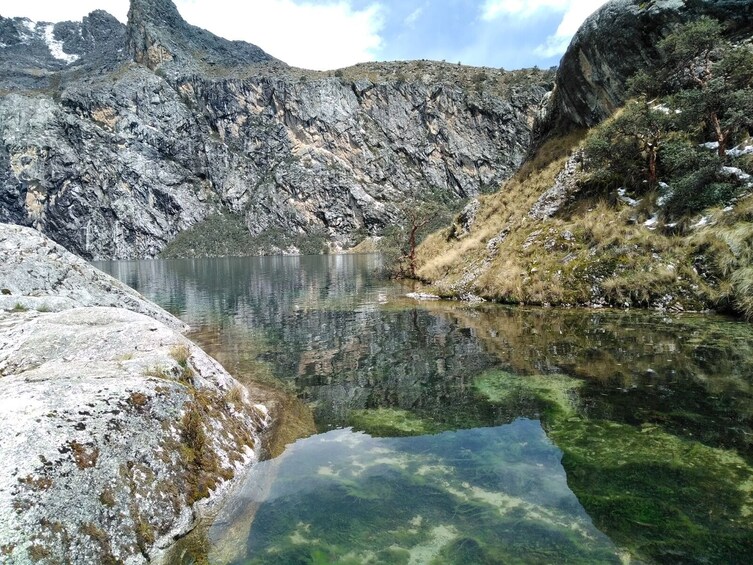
482;0;608;58
404;4;425;28
482;0;569;20
533;1;607;57
175;0;384;70
2;0;384;71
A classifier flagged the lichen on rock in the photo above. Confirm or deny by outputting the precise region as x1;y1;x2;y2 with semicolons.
0;223;270;564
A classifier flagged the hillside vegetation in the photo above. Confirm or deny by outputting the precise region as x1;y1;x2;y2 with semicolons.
415;18;753;319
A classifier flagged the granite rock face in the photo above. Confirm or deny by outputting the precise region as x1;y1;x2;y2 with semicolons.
0;223;270;564
0;223;186;330
549;0;753;129
0;0;553;259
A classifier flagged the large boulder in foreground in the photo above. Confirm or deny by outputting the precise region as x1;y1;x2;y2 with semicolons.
0;224;269;564
550;0;753;129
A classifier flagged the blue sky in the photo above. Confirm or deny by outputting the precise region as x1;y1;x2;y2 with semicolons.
3;0;609;70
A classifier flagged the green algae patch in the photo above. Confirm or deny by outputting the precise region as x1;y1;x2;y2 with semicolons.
551;419;753;564
473;370;583;420
347;408;444;437
473;368;753;562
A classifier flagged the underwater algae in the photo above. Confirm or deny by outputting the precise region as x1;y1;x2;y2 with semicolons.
346;408;447;437
474;369;753;563
234;424;622;564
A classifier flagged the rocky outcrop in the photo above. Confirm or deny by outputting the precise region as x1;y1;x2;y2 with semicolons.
528;151;583;220
0;0;553;259
126;0;279;73
0;223;187;329
0;224;269;564
550;0;753;129
0;10;128;90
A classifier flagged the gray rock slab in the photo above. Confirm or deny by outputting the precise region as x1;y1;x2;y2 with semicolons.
0;306;269;564
0;223;187;332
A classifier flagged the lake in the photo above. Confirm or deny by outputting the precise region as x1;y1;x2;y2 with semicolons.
96;254;753;564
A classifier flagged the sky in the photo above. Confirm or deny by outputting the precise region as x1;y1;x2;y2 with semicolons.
0;0;610;70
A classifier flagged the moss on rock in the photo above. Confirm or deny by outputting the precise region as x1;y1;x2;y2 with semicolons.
347;408;444;437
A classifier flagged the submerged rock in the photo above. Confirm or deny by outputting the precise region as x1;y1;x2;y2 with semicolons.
0;223;270;564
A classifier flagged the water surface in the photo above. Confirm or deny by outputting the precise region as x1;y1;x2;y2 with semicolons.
96;255;753;564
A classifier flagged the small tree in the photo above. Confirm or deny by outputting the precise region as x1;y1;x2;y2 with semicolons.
658;18;753;157
584;99;674;192
659;139;738;217
585;17;752;219
383;197;453;279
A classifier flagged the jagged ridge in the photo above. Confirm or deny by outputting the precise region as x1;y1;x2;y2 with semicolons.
0;0;552;259
126;0;281;72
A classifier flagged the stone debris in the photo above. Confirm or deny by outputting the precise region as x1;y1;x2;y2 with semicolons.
528;151;583;219
406;292;441;301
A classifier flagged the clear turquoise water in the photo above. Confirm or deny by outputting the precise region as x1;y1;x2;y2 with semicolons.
96;255;753;564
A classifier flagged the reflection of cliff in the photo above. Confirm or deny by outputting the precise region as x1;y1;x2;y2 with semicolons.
418;301;753;455
97;256;504;430
99;255;753;451
96;254;384;330
289;307;500;429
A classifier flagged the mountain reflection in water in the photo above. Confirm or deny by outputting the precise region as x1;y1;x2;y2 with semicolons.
96;254;753;563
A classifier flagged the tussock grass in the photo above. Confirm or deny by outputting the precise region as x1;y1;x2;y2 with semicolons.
690;194;753;319
416;130;753;318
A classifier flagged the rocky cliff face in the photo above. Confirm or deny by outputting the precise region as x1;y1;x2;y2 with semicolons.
0;224;270;564
0;10;128;91
0;0;553;259
416;0;753;316
549;0;753;129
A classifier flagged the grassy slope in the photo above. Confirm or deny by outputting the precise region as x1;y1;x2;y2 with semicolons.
415;131;753;318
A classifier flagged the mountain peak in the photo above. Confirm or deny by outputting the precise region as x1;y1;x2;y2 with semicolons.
128;0;183;24
126;0;282;73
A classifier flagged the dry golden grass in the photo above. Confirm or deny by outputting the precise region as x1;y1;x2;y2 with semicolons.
415;129;753;318
418;131;589;289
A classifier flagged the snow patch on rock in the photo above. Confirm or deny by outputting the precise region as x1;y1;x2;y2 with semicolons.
19;19;37;43
617;187;640;207
728;145;753;158
721;166;751;182
644;215;659;230
43;24;79;64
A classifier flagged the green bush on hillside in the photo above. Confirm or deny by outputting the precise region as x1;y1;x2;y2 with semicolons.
582;17;753;219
